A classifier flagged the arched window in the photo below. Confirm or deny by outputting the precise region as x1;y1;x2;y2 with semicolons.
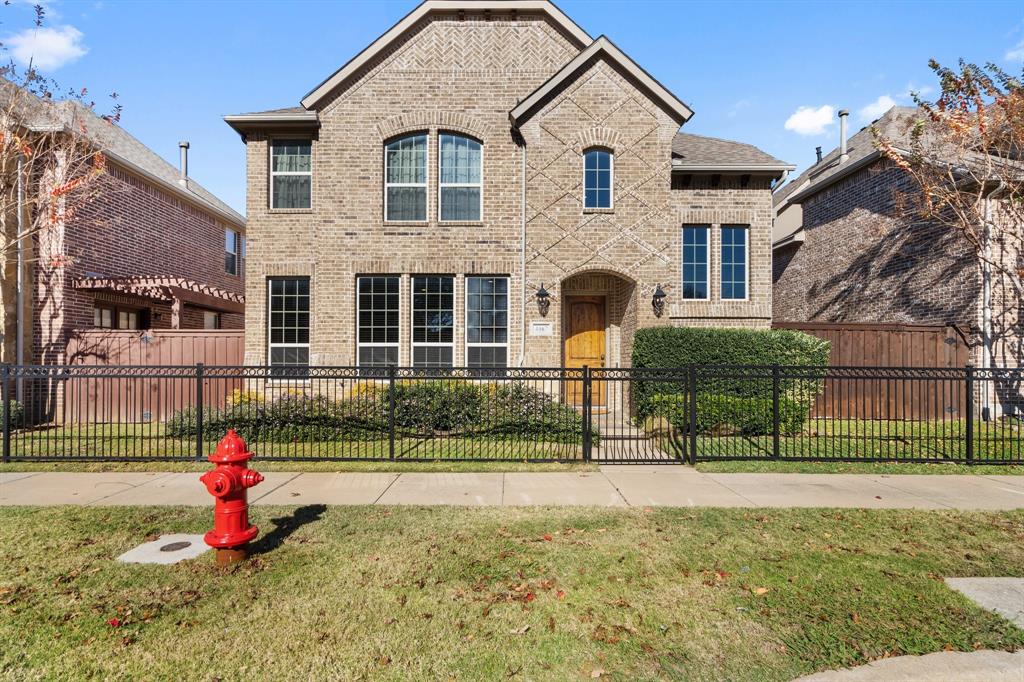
439;133;482;221
583;148;613;209
384;134;427;221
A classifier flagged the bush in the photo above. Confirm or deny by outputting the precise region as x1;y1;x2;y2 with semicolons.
164;381;587;444
651;393;807;436
632;326;830;420
2;399;24;429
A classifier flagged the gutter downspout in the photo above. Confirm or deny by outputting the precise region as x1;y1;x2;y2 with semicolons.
519;142;527;367
981;178;1006;420
15;155;24;400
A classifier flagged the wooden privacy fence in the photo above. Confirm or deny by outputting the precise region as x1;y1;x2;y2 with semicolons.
53;330;245;423
773;322;973;419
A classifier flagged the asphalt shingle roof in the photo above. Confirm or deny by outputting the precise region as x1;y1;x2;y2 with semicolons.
672;132;790;169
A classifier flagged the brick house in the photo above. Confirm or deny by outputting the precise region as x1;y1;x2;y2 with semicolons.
6;90;247;366
772;106;1021;411
226;0;791;376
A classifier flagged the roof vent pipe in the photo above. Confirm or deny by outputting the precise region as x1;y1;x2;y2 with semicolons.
178;140;189;186
815;146;822;164
838;110;849;163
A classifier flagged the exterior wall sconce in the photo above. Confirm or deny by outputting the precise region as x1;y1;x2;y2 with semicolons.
652;284;667;317
536;283;551;317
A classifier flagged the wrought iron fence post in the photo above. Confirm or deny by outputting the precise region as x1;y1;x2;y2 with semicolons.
965;364;974;464
582;365;592;462
388;365;396;460
772;365;781;460
195;362;204;461
688;365;698;465
2;364;11;463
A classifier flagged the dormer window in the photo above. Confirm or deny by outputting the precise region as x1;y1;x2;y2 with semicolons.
439;134;482;221
385;134;427;221
583;148;613;209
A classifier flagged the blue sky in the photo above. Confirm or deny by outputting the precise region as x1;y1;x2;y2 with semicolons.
3;0;1023;215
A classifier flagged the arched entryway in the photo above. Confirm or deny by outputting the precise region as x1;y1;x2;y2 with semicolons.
560;269;637;405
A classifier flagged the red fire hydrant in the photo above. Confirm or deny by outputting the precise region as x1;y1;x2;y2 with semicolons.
200;430;264;565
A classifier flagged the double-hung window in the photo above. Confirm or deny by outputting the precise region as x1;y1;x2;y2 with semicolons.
357;276;400;367
583;148;613;209
411;275;454;367
439;134;482;221
225;228;239;275
466;276;508;368
385;134;427;221
681;226;709;299
720;225;748;300
268;278;310;372
270;141;312;209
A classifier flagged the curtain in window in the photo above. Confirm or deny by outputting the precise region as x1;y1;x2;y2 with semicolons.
440;134;481;221
271;142;312;209
386;135;427;221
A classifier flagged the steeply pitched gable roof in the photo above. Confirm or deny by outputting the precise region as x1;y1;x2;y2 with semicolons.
671;132;792;173
301;0;592;110
509;35;694;127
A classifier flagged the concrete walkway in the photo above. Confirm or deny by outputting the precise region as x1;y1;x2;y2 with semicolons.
794;650;1024;681
2;467;1023;508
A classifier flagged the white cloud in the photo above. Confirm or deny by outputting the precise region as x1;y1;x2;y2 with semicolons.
727;99;751;118
1006;39;1024;62
784;105;835;136
905;82;935;98
6;25;87;70
858;95;896;122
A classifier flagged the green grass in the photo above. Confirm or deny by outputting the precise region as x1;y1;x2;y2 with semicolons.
0;459;597;473
696;461;1024;475
1;506;1022;680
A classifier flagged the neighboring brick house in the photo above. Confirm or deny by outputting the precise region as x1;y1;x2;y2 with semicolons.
6;91;246;366
772;106;1022;404
226;0;791;377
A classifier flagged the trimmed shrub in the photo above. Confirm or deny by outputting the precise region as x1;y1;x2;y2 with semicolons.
632;326;830;420
2;399;24;429
164;382;587;444
651;393;807;436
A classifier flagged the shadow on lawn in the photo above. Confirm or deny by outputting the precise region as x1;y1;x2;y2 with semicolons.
251;504;327;554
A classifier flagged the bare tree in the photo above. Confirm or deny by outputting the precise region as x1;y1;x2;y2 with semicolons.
0;4;120;362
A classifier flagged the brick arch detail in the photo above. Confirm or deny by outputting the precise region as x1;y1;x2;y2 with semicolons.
376;111;492;143
574;127;622;154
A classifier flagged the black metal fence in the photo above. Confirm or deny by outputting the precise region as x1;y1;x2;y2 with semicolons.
1;364;1021;464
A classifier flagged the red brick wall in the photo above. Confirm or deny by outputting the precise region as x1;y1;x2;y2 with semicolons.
772;159;981;329
32;161;245;363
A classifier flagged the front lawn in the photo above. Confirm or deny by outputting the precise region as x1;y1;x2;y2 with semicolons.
1;506;1022;680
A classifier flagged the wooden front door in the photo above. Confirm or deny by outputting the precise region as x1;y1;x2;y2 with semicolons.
564;296;606;405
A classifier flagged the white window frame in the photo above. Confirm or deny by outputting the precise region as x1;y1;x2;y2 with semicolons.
410;275;455;368
720;225;749;302
438;134;483;223
384;134;428;223
269;139;313;210
356;275;401;367
680;225;710;301
266;277;311;369
225;228;238;276
583;148;614;210
465;275;509;369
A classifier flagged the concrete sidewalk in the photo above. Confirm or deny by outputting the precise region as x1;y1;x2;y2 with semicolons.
2;467;1023;509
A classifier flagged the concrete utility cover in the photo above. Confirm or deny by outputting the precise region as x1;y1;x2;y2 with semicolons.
945;577;1024;628
116;534;209;565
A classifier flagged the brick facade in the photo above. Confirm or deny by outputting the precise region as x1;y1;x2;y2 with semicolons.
29;161;245;364
239;9;777;369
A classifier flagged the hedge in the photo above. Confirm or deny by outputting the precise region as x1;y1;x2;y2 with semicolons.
650;393;807;436
166;381;588;445
632;326;830;420
2;400;23;429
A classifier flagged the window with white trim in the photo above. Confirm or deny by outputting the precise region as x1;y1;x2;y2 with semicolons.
385;134;427;221
583;148;612;209
681;226;709;300
466;276;508;368
411;275;454;367
204;311;221;330
357;276;400;367
268;278;310;369
270;141;312;209
439;134;481;221
225;228;239;275
720;225;748;300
